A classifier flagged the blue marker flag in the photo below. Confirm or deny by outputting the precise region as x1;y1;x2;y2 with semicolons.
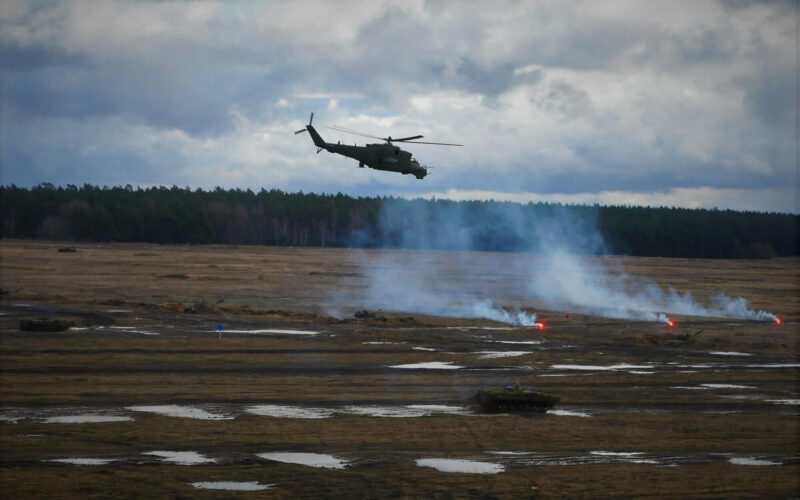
217;324;223;332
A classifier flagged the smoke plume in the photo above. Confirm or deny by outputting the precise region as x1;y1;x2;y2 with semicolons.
353;199;777;324
527;249;778;322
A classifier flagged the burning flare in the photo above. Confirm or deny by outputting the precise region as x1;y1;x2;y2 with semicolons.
533;322;546;331
774;317;783;326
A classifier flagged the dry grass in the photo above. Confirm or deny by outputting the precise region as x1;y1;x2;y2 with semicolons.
1;240;798;498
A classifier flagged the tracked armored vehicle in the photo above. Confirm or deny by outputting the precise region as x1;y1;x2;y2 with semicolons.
20;318;74;332
476;386;560;413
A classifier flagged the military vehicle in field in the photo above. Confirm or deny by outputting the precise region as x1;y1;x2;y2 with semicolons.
20;318;74;332
476;385;560;413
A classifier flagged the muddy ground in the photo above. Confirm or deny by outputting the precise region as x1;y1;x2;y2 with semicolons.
0;240;798;498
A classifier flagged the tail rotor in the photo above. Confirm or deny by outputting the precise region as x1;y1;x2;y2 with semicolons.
294;113;314;135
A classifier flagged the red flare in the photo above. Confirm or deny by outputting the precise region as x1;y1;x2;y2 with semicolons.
774;317;783;326
665;320;676;328
533;322;545;331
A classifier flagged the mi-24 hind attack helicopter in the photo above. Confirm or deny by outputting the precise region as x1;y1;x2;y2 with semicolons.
295;113;462;179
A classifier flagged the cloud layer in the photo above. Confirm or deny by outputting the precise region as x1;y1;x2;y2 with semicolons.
1;0;797;212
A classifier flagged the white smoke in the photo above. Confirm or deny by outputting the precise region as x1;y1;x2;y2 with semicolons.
526;249;778;322
470;299;538;326
352;199;778;324
361;252;537;326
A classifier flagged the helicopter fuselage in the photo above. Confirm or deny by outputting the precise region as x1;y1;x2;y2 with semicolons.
304;125;427;179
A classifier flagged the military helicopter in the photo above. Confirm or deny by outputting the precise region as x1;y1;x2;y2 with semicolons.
295;113;462;179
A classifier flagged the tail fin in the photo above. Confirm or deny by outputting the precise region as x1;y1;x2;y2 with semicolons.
295;112;326;149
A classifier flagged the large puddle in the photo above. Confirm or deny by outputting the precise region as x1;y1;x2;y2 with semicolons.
494;340;543;345
257;452;348;469
389;361;463;370
767;399;800;405
246;405;334;419
127;405;232;420
550;363;654;371
216;329;319;335
50;458;115;465
549;409;592;418
728;457;781;466
416;458;504;474
190;481;274;491
486;451;796;466
144;451;215;465
672;384;756;391
1;407;136;424
477;351;531;359
344;405;469;418
43;415;133;424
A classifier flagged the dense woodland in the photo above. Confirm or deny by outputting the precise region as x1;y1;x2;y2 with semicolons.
1;183;797;259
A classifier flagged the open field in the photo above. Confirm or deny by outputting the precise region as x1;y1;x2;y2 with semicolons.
1;240;798;498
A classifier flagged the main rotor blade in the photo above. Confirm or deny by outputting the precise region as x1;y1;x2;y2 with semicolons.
294;129;307;135
327;126;386;141
329;125;462;146
403;140;463;146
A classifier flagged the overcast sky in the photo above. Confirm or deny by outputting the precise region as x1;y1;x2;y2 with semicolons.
1;0;798;213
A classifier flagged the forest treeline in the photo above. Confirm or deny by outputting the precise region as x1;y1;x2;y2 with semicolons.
1;183;797;258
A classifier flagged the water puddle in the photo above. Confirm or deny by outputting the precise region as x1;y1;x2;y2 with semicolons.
767;399;800;405
246;405;333;419
216;329;319;335
50;458;115;465
416;458;504;474
412;347;438;351
709;351;753;357
589;451;659;464
191;481;274;491
495;340;543;345
2;407;135;424
550;364;654;371
486;451;797;466
487;451;532;456
257;452;348;469
477;351;531;359
71;325;160;335
746;364;800;369
702;383;755;389
143;451;215;465
43;414;132;424
672;384;756;391
344;405;469;418
127;405;232;420
517;452;661;466
728;457;781;466
549;409;592;418
390;361;463;370
362;341;406;345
